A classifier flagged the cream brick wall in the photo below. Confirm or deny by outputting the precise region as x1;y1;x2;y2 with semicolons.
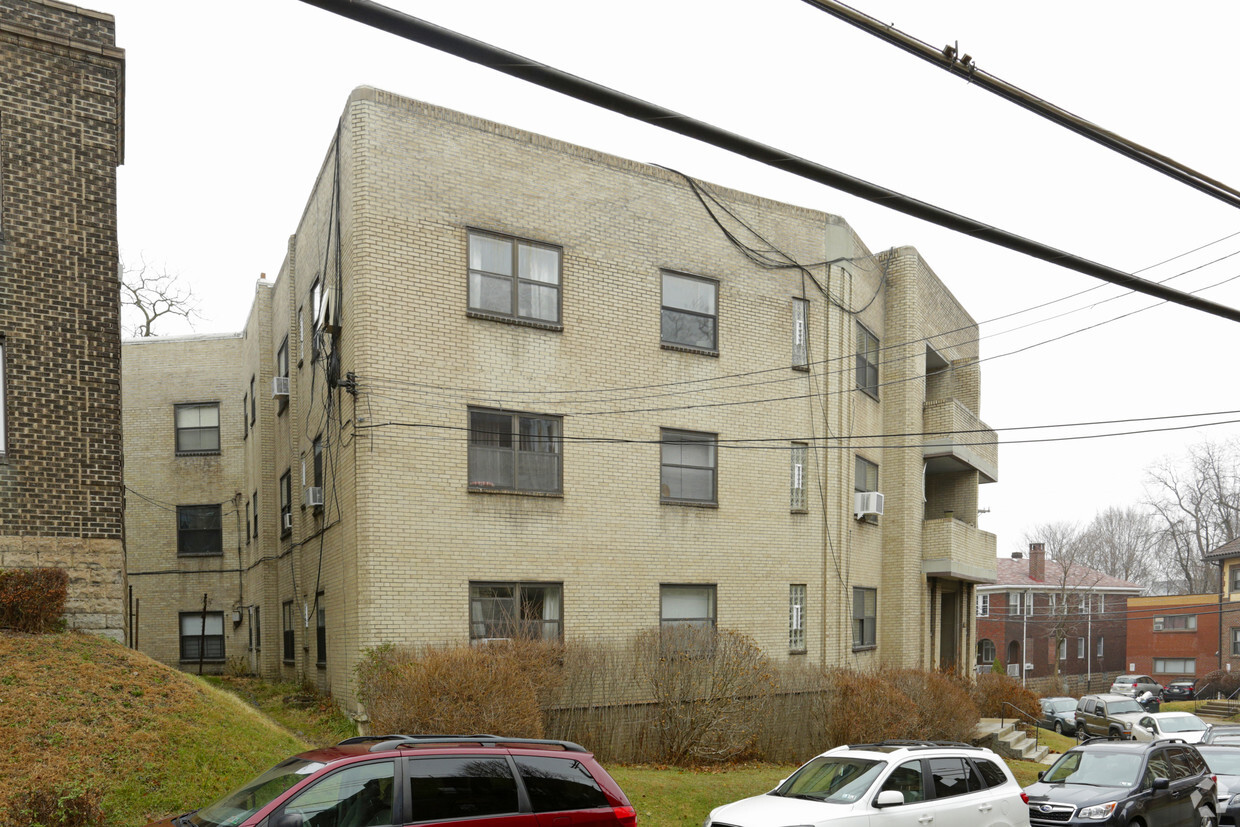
122;89;998;709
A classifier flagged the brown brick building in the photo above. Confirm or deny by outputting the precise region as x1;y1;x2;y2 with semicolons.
123;89;998;710
976;544;1141;695
0;0;126;639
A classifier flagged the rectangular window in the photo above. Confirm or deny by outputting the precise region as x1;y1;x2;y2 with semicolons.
1008;591;1032;617
297;308;305;360
468;408;563;493
251;606;261;652
310;280;322;361
177;505;222;556
282;600;295;662
1077;637;1085;658
244;500;251;545
855;322;879;398
469;582;563;641
976;594;990;617
175;402;220;454
315;595;326;666
789;585;806;653
313;435;323;489
242;394;248;438
661;271;718;351
1232;629;1240;656
468;230;561;324
852;587;876;649
179;612;224;661
1058;639;1066;660
1232;567;1240;592
660;428;717;503
280;470;292;534
277;337;289;379
854;455;878;523
1153;657;1196;674
249;375;256;425
790;442;807;512
252;491;258;539
0;338;6;455
1097;636;1104;657
792;298;808;368
1153;615;1197;631
660;584;716;629
1049;593;1056;614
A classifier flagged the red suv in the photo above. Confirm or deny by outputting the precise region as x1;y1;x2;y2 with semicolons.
143;735;636;827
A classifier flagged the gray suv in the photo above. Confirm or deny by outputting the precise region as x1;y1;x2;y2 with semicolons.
1110;674;1163;699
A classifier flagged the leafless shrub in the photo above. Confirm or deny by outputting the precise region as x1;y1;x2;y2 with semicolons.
884;668;979;742
972;672;1040;721
814;668;917;746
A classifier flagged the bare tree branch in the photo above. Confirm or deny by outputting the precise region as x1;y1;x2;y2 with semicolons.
120;253;203;337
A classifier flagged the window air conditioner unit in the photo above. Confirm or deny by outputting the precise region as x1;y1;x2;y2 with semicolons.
282;512;293;531
854;491;884;519
305;487;323;508
272;376;289;398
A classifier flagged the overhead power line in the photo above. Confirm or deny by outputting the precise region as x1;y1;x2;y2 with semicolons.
297;0;1240;324
800;0;1240;212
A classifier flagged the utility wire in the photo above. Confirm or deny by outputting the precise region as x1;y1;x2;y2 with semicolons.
296;0;1240;323
799;0;1240;212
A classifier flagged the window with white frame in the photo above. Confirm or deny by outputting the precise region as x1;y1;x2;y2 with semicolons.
855;321;879;398
790;442;807;511
854;455;878;523
852;587;876;649
468;408;562;494
976;594;990;617
468;230;561;325
661;271;718;351
792;298;808;368
978;638;995;664
1153;658;1196;674
1097;636;1105;657
174;402;220;455
1232;629;1240;656
1077;637;1085;658
279;471;292;535
1058;638;1066;660
1009;591;1032;616
660;428;716;503
789;585;806;653
179;612;224;661
1153;614;1197;631
470;582;563;641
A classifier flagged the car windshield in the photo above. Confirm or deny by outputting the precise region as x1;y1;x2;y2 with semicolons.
1108;699;1142;714
1204;750;1240;776
1042;751;1142;787
189;757;325;827
1159;715;1206;733
773;757;886;804
1048;700;1076;713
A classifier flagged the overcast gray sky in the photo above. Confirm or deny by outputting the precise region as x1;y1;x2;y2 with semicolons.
93;0;1240;553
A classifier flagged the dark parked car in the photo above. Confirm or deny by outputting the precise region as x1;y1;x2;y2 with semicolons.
1040;696;1078;735
1198;745;1240;827
142;735;636;827
1164;680;1198;702
1024;739;1217;826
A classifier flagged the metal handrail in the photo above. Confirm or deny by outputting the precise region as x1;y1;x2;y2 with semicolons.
998;701;1041;751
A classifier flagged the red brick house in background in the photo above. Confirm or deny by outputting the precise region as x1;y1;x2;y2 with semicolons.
976;544;1142;695
1123;537;1240;686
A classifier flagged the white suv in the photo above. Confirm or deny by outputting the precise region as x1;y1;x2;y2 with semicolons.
704;741;1030;827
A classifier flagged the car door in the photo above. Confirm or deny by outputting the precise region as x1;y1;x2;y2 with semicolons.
274;759;397;827
921;757;1001;826
512;754;616;827
401;754;538;827
1140;748;1183;827
872;759;942;827
1165;747;1202;825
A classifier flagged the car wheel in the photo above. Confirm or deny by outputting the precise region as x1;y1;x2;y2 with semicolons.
1201;808;1217;827
1054;720;1063;734
1109;729;1121;741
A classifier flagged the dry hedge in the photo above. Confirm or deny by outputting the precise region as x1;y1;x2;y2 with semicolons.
972;671;1041;721
0;568;68;633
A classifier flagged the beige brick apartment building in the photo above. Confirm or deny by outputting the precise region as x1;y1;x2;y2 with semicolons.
0;0;126;639
123;88;998;710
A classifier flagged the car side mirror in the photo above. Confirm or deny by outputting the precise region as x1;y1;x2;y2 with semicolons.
270;813;305;827
1037;771;1045;781
874;790;905;808
1152;778;1170;791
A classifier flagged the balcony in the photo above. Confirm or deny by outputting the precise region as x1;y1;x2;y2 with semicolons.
923;398;998;483
922;516;997;583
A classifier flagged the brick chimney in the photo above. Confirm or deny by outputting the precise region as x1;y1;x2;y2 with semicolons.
1029;542;1046;582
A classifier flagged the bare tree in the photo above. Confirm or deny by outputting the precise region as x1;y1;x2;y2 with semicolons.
120;255;203;337
1076;506;1160;590
1144;440;1240;594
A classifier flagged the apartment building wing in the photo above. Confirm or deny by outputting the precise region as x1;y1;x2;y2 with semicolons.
123;88;998;709
976;543;1141;690
0;0;126;638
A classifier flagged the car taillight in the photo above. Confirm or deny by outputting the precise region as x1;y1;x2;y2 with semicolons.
1021;792;1030;804
614;805;637;827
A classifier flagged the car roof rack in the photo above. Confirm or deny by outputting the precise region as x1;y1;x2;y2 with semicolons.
336;734;589;753
845;740;980;751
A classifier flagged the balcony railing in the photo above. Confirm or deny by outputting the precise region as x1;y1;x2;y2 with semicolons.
922;516;997;583
923;398;998;483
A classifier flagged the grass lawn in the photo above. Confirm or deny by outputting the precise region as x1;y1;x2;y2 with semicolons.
611;764;795;827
